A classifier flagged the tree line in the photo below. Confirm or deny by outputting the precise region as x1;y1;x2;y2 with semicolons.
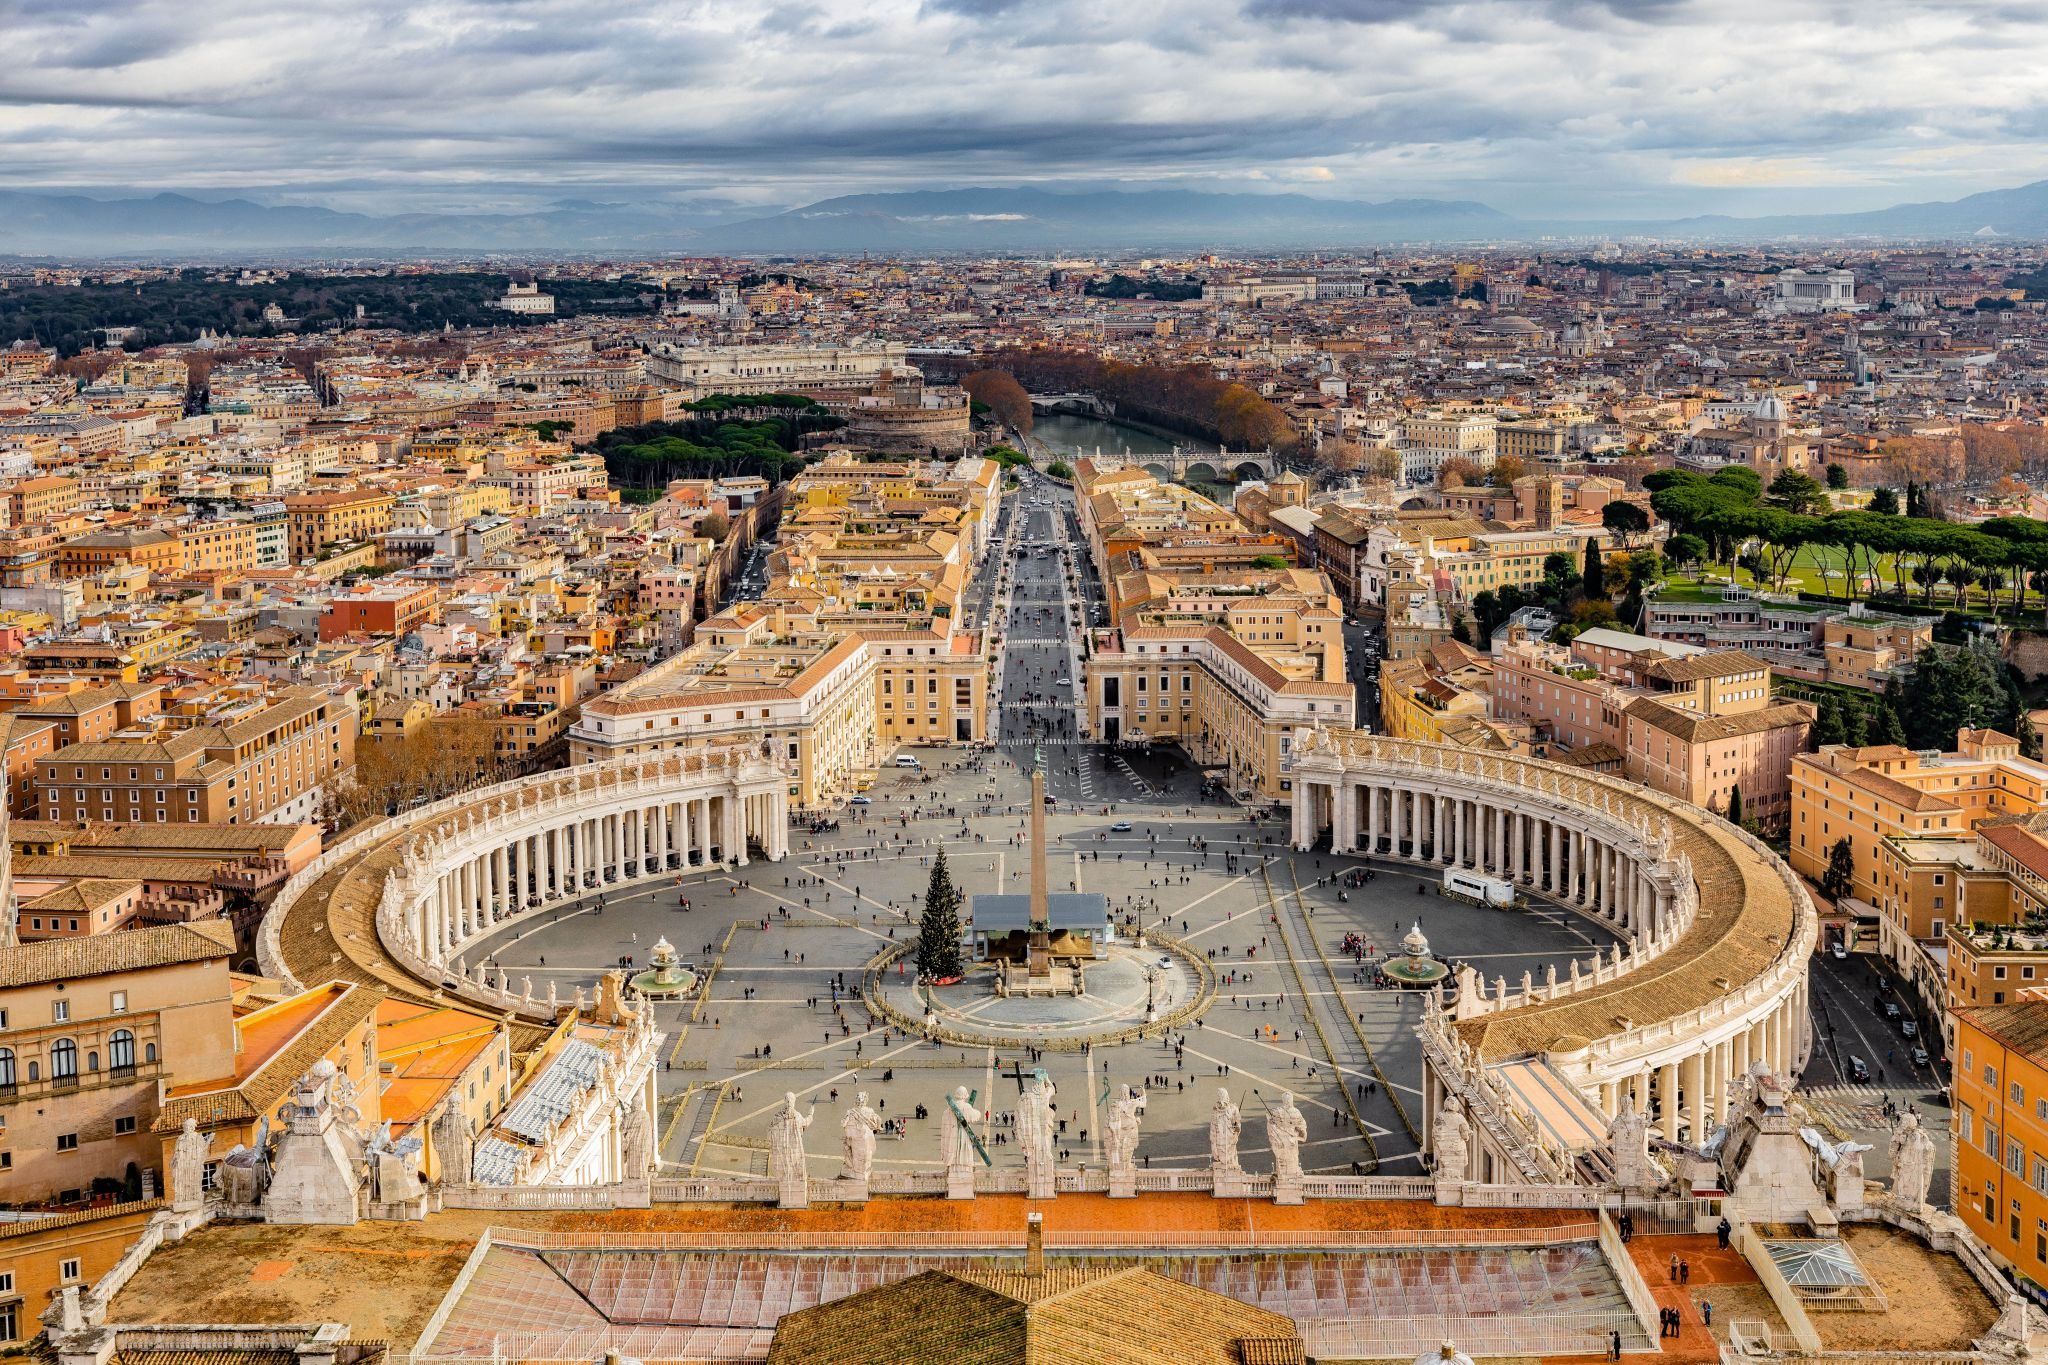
0;271;654;356
965;347;1296;451
1648;466;2048;619
590;402;842;490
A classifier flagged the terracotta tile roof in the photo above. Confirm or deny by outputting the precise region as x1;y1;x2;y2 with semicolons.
1639;649;1771;683
21;876;141;913
0;919;233;989
1981;824;2048;883
1959;1002;2048;1062
1624;697;1813;744
765;1265;1302;1365
156;978;385;1132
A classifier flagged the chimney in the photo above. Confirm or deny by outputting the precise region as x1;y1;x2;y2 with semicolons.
1026;1212;1044;1276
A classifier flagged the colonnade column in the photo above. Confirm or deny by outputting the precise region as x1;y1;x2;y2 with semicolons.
1686;1052;1707;1146
1659;1061;1679;1141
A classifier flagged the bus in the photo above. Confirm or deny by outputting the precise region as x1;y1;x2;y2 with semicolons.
1441;869;1515;908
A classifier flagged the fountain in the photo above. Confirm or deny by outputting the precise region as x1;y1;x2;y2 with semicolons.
629;937;699;998
1381;918;1450;989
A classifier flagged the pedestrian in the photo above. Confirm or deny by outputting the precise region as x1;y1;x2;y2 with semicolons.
1680;1260;1690;1284
1669;1255;1679;1282
1702;1300;1713;1328
1610;1329;1622;1359
1716;1216;1730;1249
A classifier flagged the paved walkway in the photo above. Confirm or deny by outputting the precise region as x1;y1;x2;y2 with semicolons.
1626;1233;1780;1362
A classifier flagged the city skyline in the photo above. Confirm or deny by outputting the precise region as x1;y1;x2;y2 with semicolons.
6;0;2048;223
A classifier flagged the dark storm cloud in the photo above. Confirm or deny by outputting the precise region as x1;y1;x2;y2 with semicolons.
0;0;2037;220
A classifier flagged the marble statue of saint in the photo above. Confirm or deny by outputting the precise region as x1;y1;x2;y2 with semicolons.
1433;1098;1472;1183
769;1091;814;1186
1267;1091;1309;1182
941;1084;983;1173
840;1092;883;1181
1889;1110;1935;1209
1209;1087;1242;1176
171;1117;212;1212
1021;1076;1058;1185
1606;1091;1657;1190
1105;1085;1144;1181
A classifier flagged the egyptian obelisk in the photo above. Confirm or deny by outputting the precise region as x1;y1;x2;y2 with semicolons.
1027;769;1052;977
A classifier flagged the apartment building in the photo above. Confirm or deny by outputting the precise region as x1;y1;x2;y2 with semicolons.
1083;573;1353;799
1491;626;1812;824
175;517;269;575
1377;641;1496;745
32;685;357;827
0;920;239;1205
1951;1003;2048;1289
570;611;882;809
1793;730;2048;922
1400;408;1498;484
155;978;385;1173
1643;589;1931;691
6;476;82;528
284;488;397;561
318;581;442;641
56;528;183;579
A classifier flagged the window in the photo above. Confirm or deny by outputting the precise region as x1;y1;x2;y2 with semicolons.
56;1133;78;1152
2016;1082;2027;1106
110;990;127;1013
114;1116;136;1135
51;1038;77;1079
109;1030;135;1072
0;1049;12;1090
2011;1137;2027;1175
53;998;69;1023
60;1259;80;1282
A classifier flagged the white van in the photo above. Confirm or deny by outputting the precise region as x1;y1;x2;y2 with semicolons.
894;755;922;768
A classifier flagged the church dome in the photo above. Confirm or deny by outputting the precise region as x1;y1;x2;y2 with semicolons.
1755;394;1789;422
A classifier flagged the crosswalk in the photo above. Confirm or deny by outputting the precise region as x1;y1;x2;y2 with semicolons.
1796;1085;1893;1133
1111;752;1156;798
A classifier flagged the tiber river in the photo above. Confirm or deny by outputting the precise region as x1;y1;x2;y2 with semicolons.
1029;412;1215;461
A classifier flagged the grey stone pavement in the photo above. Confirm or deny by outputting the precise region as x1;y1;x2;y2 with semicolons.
469;772;1621;1185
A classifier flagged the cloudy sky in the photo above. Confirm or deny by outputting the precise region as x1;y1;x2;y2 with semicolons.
3;0;2045;220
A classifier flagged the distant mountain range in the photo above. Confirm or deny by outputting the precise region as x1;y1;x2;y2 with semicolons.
6;179;2048;258
1658;179;2048;240
0;190;729;256
693;187;1509;253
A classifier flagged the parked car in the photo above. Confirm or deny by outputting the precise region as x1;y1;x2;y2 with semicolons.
1830;942;1848;960
1847;1056;1871;1083
1882;1001;1903;1019
1912;1046;1930;1067
1900;1019;1919;1039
